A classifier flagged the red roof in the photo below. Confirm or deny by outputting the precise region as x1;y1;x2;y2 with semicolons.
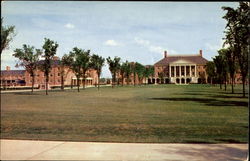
1;70;26;76
154;55;208;66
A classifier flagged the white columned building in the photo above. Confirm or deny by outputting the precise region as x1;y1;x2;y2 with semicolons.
153;50;208;85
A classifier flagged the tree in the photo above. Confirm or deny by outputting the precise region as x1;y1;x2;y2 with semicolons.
69;47;83;92
13;44;41;92
123;61;132;85
135;62;145;85
59;54;73;90
41;38;59;95
120;62;127;86
205;61;216;85
106;56;121;88
79;50;91;89
236;2;249;97
213;55;224;89
144;65;154;85
1;18;16;55
222;2;250;97
90;54;105;90
218;48;235;93
131;62;137;86
158;72;164;84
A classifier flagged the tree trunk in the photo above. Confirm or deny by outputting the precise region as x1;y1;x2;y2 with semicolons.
134;72;136;86
31;75;34;93
231;77;234;94
122;75;124;86
46;76;48;95
98;74;100;91
77;77;80;92
127;76;129;85
61;75;64;90
220;78;222;89
224;78;227;91
242;76;246;97
112;74;114;88
210;78;213;85
83;77;86;89
71;79;73;89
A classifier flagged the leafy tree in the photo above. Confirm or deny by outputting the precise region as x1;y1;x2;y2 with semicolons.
79;50;91;89
1;18;16;55
123;61;132;85
218;48;235;93
144;65;154;85
222;2;249;97
205;61;216;85
59;54;73;90
213;55;225;89
90;54;105;90
206;61;216;85
131;62;137;86
13;44;41;92
158;72;164;84
135;62;145;85
106;56;121;88
41;38;59;95
69;47;84;92
120;62;127;86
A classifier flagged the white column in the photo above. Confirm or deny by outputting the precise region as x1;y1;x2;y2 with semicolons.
195;65;197;77
190;65;191;77
185;65;186;77
169;65;171;78
179;66;181;77
174;66;176;77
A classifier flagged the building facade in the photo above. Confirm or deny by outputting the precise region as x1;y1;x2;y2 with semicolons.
152;50;209;84
0;57;98;89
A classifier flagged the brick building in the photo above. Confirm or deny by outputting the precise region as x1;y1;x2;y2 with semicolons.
0;57;98;89
0;66;26;87
152;50;209;84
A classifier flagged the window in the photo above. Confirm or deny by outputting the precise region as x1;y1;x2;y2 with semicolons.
50;74;53;77
58;73;60;76
58;79;61;82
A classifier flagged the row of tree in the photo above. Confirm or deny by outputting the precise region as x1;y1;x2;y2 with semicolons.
106;57;154;88
206;2;249;97
12;38;154;95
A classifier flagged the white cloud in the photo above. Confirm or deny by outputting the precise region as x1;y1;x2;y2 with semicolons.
104;39;121;46
64;23;75;29
134;37;150;46
134;37;177;55
205;39;229;52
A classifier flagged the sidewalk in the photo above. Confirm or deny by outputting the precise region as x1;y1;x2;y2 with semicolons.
0;139;248;160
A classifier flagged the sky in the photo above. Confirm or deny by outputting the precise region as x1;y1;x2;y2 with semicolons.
1;1;238;78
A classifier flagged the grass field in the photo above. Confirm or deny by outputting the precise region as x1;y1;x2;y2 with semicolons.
1;84;248;143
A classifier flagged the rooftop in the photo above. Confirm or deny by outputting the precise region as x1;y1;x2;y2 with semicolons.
154;50;208;66
1;70;26;76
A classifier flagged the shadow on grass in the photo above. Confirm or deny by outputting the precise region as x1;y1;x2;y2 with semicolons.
179;92;248;99
149;97;248;107
215;139;242;143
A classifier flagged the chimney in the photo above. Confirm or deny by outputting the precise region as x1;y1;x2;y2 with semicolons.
164;51;167;58
199;50;202;57
6;66;11;71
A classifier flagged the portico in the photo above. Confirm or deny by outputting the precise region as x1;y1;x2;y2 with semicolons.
169;61;198;84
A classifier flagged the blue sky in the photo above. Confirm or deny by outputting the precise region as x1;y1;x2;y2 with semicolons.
1;1;238;77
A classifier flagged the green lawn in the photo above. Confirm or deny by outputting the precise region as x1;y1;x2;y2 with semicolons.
1;84;248;143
